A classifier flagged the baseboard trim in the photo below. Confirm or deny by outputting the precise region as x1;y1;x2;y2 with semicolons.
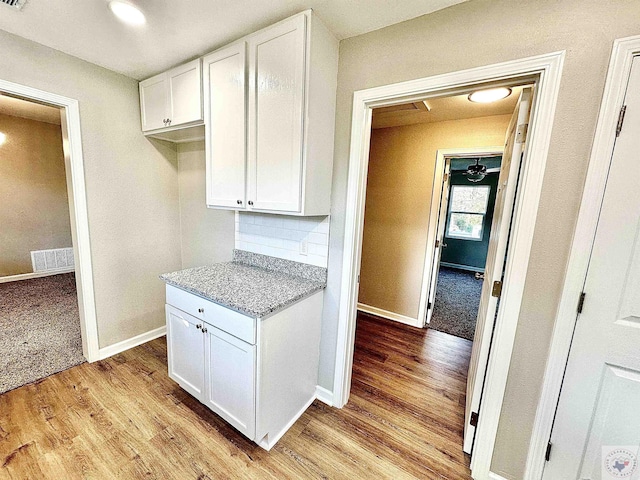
0;268;75;284
440;262;485;273
258;393;317;451
488;472;510;480
97;326;166;361
357;303;421;328
315;385;334;407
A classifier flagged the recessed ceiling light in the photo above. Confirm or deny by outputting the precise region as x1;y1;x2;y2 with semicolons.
109;1;146;26
468;87;512;103
0;132;6;146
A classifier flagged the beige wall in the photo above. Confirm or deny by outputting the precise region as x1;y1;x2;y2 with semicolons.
359;115;509;318
319;1;640;478
0;30;182;348
177;141;235;268
0;113;73;276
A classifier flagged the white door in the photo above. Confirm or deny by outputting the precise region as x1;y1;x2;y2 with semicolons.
203;43;247;209
167;59;203;127
543;56;640;480
425;161;451;324
463;88;532;454
204;324;256;439
166;305;205;400
139;72;168;132
247;15;306;213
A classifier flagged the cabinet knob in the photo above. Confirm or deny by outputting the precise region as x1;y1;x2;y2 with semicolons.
202;327;207;334
248;200;254;206
198;308;204;313
237;200;242;205
196;324;202;330
167;118;171;125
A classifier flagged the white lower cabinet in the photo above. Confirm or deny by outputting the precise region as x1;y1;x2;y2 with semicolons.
203;325;256;438
165;286;323;450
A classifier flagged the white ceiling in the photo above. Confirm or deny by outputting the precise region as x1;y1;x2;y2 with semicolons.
372;86;525;129
0;0;468;80
0;94;61;125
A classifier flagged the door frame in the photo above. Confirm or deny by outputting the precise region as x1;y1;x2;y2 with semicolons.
333;50;565;479
419;146;504;327
524;35;640;480
0;78;100;362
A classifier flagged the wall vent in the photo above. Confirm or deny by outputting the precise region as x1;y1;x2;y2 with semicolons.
1;0;27;10
31;247;75;273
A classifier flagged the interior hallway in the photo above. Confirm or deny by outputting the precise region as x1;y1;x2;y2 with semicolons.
0;313;472;479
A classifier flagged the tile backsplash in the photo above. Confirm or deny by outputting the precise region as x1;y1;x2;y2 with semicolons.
235;212;330;268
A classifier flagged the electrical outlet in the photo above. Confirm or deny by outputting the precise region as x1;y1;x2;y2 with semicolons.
299;239;308;256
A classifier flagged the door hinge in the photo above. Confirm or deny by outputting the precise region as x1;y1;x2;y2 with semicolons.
427;301;432;310
545;442;553;462
577;292;586;314
470;411;479;427
491;280;503;298
616;105;627;137
444;173;449;182
516;123;528;143
435;239;440;248
357;274;360;284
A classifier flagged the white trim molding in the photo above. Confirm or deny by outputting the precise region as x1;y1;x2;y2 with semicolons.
333;50;565;480
524;36;640;480
0;78;100;363
488;473;510;480
315;385;334;406
0;268;75;284
98;326;167;361
357;303;421;328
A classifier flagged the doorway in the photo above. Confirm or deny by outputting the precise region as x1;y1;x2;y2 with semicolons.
334;52;565;478
0;78;99;369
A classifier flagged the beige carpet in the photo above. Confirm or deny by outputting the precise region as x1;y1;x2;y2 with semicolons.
0;273;85;394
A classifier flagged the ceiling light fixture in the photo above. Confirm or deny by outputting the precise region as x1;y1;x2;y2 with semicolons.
468;87;512;103
464;159;487;183
0;132;6;146
109;1;146;26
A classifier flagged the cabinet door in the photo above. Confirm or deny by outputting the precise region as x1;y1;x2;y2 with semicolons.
204;325;256;439
248;15;306;213
140;72;168;132
167;59;203;127
203;43;247;209
166;305;205;400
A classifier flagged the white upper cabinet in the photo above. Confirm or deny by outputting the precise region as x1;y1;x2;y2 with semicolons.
203;43;247;209
248;15;306;213
139;59;203;133
204;10;338;216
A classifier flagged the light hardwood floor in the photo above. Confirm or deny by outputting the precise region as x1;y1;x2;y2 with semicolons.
0;313;472;479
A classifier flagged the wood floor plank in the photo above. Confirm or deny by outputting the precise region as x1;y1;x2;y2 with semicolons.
0;312;472;479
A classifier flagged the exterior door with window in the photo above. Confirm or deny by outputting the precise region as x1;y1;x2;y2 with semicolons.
543;55;640;479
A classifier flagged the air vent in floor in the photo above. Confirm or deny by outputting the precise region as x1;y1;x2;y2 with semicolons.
31;247;75;273
1;0;27;10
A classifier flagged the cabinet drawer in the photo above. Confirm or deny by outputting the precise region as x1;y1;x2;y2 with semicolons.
166;285;256;344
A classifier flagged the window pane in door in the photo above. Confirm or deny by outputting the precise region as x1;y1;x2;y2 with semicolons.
450;185;491;214
447;213;484;240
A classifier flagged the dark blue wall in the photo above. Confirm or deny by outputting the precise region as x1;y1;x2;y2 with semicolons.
440;157;501;271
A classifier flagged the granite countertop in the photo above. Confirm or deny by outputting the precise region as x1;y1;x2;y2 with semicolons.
160;250;327;319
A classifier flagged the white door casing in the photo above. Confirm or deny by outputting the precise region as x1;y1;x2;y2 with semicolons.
463;88;533;454
247;14;306;213
542;55;640;479
204;43;247;209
